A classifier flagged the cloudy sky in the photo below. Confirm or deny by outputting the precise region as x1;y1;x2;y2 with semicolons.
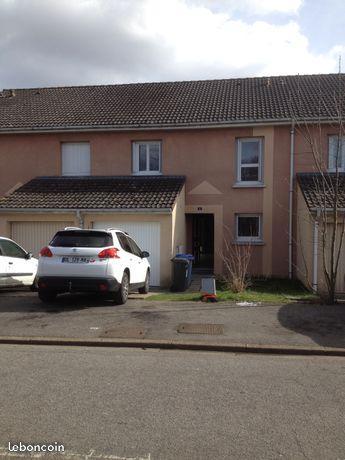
0;0;344;89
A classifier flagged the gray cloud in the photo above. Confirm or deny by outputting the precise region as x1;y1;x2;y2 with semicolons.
0;0;174;88
0;0;340;89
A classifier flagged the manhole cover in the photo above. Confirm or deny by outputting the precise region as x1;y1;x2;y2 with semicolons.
100;327;146;339
177;323;224;335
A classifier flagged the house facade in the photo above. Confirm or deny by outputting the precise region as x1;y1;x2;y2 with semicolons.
0;74;344;288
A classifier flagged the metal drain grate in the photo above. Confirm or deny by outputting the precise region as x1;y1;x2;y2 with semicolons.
100;327;146;339
177;323;224;335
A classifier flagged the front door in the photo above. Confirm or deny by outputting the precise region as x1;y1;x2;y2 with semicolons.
192;214;214;272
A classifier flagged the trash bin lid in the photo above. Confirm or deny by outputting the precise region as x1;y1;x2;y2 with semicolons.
175;253;194;260
171;257;189;264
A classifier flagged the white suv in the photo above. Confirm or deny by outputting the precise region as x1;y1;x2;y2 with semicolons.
37;228;150;304
0;237;38;289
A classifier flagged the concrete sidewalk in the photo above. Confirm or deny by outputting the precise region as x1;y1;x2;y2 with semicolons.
1;291;345;354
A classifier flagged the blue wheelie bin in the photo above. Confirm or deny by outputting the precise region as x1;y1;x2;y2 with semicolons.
172;254;194;290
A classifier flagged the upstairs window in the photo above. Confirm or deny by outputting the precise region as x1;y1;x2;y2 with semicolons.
132;141;161;175
328;135;345;171
236;214;262;242
61;142;91;176
237;138;263;184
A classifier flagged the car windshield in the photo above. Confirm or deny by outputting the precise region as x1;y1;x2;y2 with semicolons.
50;231;113;248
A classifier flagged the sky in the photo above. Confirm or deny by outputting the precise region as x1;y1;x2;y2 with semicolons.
0;0;344;89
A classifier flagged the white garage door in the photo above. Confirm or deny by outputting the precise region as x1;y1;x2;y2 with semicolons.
11;221;73;257
93;221;161;286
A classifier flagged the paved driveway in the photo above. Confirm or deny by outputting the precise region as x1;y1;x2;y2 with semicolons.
1;289;345;349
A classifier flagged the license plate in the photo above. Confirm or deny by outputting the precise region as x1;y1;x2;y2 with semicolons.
61;256;91;264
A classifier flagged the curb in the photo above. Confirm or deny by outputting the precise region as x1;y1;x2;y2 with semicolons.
0;336;345;356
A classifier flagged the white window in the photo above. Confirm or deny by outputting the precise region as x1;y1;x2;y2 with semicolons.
328;136;345;171
237;138;263;184
132;141;161;175
236;214;262;242
61;142;91;176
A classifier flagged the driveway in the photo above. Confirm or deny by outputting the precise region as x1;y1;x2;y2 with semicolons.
1;289;345;349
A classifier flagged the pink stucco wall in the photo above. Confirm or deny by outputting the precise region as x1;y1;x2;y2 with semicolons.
0;124;336;278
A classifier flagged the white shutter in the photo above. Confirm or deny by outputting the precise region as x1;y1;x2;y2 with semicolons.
11;221;73;257
62;142;91;176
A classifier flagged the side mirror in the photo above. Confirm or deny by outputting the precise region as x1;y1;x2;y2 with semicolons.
141;251;150;258
25;252;33;259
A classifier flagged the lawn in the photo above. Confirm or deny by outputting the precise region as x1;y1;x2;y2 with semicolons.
146;278;318;303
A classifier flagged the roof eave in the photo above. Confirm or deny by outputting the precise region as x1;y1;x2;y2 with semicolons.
310;207;345;213
0;117;337;134
0;207;173;214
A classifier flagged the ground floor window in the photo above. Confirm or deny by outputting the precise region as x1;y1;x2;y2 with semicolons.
236;214;262;242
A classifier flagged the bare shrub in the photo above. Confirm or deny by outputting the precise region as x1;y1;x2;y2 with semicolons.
219;236;252;293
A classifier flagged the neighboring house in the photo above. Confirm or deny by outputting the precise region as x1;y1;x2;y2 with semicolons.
296;173;345;294
0;74;344;289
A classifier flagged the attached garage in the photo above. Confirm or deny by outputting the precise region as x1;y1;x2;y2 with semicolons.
93;221;161;286
11;221;73;257
0;175;186;288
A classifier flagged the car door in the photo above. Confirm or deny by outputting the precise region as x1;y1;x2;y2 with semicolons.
127;236;148;283
116;233;136;283
0;242;9;287
0;239;35;286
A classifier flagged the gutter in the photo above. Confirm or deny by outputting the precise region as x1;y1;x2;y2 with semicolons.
312;211;320;292
0;117;337;135
310;207;345;212
76;210;84;228
0;208;172;214
288;123;295;279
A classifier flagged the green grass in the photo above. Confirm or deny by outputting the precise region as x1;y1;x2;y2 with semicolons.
146;278;318;303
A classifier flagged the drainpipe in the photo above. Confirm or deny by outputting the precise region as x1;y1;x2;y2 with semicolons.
288;123;295;279
76;210;84;229
312;211;320;293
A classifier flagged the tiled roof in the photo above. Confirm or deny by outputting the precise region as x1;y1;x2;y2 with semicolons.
0;74;344;131
297;173;345;210
0;176;185;210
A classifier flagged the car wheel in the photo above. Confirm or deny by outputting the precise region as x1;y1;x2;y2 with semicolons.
38;289;57;303
114;272;129;305
138;270;150;294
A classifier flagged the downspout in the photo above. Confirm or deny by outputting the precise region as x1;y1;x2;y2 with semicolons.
76;210;84;229
312;211;320;293
288;123;295;279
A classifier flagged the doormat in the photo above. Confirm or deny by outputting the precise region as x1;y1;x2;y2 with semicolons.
100;327;146;339
177;323;224;335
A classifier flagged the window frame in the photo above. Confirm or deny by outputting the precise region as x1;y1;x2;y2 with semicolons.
127;237;143;257
236;138;263;185
61;142;91;177
116;232;133;254
132;141;162;175
0;240;28;259
328;135;345;172
235;214;262;243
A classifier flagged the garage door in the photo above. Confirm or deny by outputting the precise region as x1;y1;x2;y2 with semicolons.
11;221;73;257
93;221;160;286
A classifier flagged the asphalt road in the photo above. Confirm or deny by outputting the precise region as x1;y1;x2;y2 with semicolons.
0;345;345;459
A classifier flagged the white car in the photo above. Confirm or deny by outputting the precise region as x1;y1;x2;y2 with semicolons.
37;228;150;304
0;237;38;289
